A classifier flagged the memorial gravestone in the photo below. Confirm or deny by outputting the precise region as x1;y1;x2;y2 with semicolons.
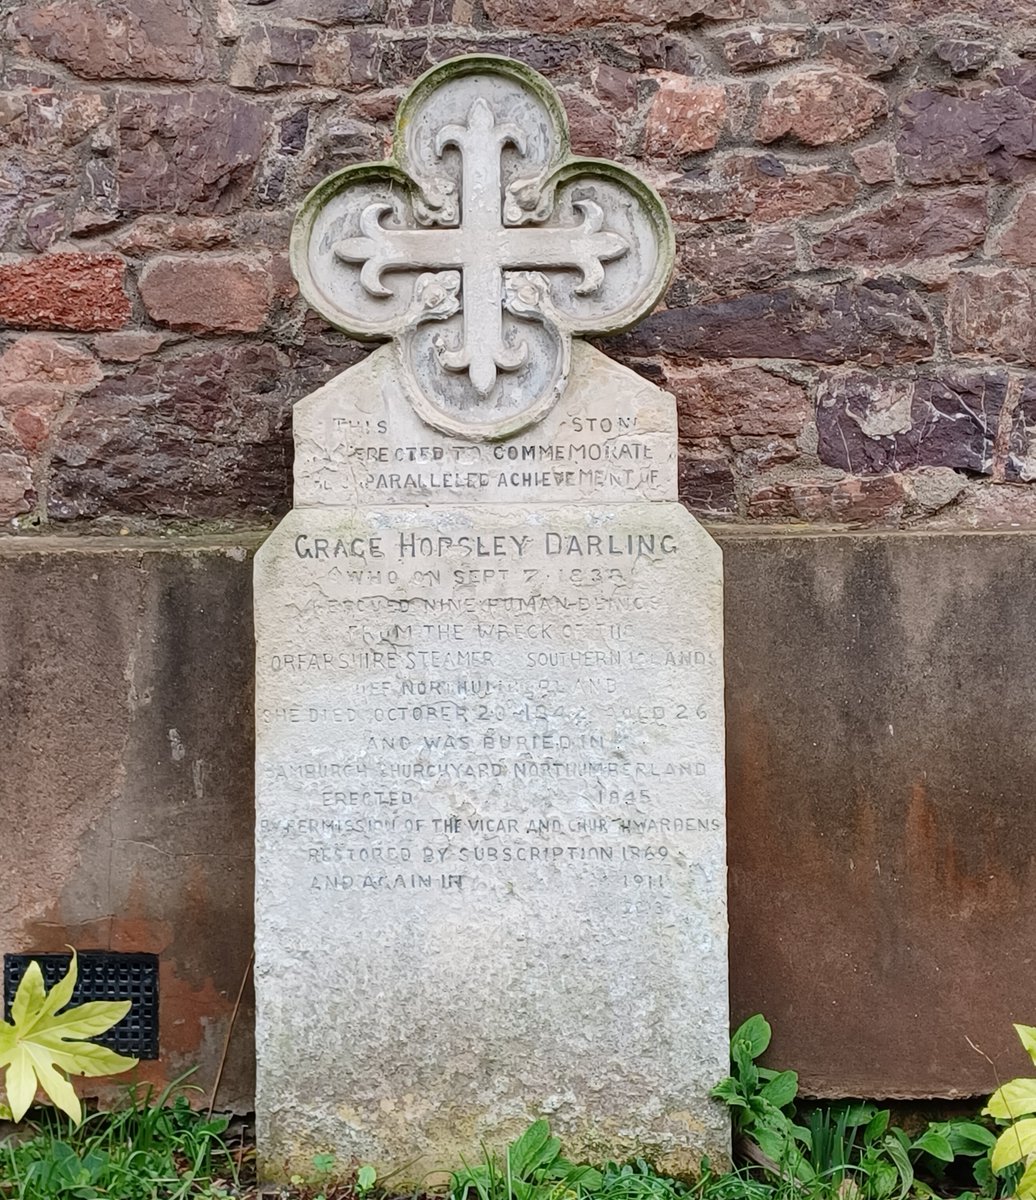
254;55;729;1182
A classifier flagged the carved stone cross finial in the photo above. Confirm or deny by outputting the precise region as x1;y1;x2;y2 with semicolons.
292;55;675;440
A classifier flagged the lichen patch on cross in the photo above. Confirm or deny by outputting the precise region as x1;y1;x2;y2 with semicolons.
291;55;675;441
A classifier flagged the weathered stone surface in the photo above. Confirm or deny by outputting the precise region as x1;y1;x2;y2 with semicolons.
482;0;752;32
0;540;258;1107
228;22;338;90
0;154;75;244
671;227;798;302
897;86;1036;184
666;365;810;438
23;204;66;251
722;529;1036;1092
0;89;108;152
998;188;1036;265
756;68;887;146
816;368;1007;474
662;156;859;225
720;25;808;70
948;270;1036;360
812;189;987;265
254;502;728;1181
293;343;676;507
679;442;737;513
0;253;130;332
48;345;293;520
606;278;934;365
745;472;907;522
644;75;727;160
0;340;94;452
10;0;214;82
115;89;267;215
138;256;273;333
263;0;384;23
1005;376;1036;480
93;331;168;362
820;25;910;75
108;216;231;254
933;38;996;75
559;87;620;157
0;333;102;392
0;430;34;519
851;140;895;183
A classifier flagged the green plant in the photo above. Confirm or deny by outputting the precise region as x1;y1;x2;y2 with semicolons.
357;1164;378;1194
451;1119;605;1200
0;1074;241;1199
712;1015;997;1199
0;951;137;1125
985;1023;1036;1198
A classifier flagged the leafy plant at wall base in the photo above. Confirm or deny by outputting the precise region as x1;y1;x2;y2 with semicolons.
0;1075;241;1200
712;1014;999;1199
985;1023;1036;1198
0;951;137;1124
451;1119;604;1200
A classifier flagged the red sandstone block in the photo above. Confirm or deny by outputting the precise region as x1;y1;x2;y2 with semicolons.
0;335;104;453
644;75;727;162
815;368;1007;475
747;473;907;523
0;430;34;521
720;25;808;71
667;365;809;439
812;189;987;265
998;189;1036;266
661;155;859;227
0;254;130;332
138;256;273;334
756;67;887;146
559;88;620;157
10;0;215;82
605;278;934;366
671;227;798;303
481;0;757;33
898;80;1036;185
948;270;1036;362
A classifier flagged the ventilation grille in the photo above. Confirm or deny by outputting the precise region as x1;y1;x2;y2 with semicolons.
4;952;159;1059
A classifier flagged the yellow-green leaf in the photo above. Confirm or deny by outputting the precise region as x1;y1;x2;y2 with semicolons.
1018;1157;1036;1200
26;1047;81;1124
0;951;135;1126
992;1119;1036;1171
1017;1026;1036;1066
39;953;78;1021
5;1051;37;1123
40;1000;132;1041
10;964;46;1030
986;1079;1036;1120
34;1036;137;1079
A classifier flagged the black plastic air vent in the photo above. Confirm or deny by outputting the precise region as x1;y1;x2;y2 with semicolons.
4;951;159;1059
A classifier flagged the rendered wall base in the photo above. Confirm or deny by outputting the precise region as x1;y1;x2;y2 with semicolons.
1;528;1033;1105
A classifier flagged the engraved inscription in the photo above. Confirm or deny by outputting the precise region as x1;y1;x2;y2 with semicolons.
255;506;723;914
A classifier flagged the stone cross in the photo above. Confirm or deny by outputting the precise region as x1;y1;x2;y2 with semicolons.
292;55;673;439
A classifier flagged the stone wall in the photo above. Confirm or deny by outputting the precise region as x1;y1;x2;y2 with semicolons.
4;0;1036;530
4;530;1035;1106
